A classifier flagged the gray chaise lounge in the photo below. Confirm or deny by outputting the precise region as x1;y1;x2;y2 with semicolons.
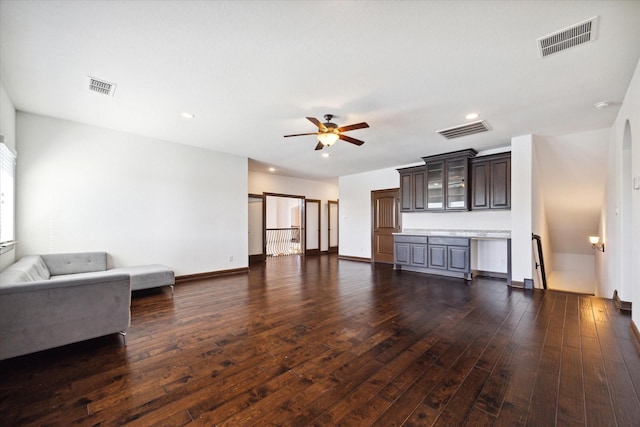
0;252;174;360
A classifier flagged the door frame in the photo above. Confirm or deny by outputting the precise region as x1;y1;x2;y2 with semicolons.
305;199;321;256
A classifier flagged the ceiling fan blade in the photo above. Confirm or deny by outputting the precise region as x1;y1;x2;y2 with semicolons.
314;141;324;151
339;134;365;146
337;122;369;133
283;132;320;138
306;117;327;131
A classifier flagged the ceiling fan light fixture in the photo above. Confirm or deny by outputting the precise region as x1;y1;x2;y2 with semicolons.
318;132;339;147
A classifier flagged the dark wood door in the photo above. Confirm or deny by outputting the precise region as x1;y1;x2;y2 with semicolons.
371;188;401;264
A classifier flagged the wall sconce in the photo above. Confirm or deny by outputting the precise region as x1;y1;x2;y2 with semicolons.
589;236;605;252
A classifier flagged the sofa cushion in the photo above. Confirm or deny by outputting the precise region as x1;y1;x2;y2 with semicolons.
0;255;50;284
41;252;107;276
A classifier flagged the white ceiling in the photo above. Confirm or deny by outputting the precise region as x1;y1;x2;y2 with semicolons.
1;1;639;180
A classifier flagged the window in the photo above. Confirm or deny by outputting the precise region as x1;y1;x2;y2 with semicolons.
0;140;16;250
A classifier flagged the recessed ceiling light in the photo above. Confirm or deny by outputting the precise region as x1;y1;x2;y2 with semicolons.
322;153;331;158
594;101;610;110
268;167;275;172
465;113;479;120
181;112;195;119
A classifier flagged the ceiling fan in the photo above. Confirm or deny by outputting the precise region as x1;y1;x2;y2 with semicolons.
284;114;369;150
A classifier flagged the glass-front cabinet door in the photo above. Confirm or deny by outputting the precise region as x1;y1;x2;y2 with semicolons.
446;158;467;209
426;161;444;209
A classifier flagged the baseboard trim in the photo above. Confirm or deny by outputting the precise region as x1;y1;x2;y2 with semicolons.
473;270;508;280
613;289;632;312
338;255;372;263
631;320;640;352
175;267;249;283
509;280;524;289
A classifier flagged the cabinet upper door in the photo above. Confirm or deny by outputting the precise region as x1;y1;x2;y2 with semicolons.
446;158;467;210
412;170;426;211
426;161;444;210
471;161;490;210
491;157;511;209
471;153;511;210
400;172;413;211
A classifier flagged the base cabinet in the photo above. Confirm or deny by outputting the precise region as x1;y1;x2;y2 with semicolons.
394;235;428;268
394;235;470;279
448;246;470;272
428;245;447;269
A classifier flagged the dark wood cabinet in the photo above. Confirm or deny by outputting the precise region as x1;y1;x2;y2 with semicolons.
471;153;511;210
394;235;470;279
399;149;510;213
398;166;426;212
422;149;477;211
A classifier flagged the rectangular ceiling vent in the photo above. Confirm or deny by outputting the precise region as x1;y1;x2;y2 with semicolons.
87;76;116;96
436;120;492;140
537;16;599;58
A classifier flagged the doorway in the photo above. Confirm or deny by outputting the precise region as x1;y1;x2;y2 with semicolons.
371;188;401;264
264;193;305;257
328;200;339;254
305;199;321;255
248;194;265;265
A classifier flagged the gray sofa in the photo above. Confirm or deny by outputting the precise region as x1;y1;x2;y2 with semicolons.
0;252;174;360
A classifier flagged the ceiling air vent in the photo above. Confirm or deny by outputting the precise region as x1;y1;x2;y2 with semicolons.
436;120;492;140
537;16;599;58
87;76;116;96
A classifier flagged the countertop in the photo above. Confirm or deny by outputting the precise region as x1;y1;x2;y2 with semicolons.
394;229;511;239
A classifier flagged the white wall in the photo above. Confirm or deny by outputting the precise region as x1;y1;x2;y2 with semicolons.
338;167;399;259
511;135;534;284
0;80;17;270
249;171;338;252
601;57;640;328
531;145;553;288
402;210;511;230
16;113;248;276
265;196;300;228
548;254;595;295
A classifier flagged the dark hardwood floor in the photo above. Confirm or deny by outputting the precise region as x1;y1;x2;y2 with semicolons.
1;255;639;426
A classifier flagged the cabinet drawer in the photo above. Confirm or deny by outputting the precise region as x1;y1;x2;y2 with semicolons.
428;236;469;246
394;235;428;244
